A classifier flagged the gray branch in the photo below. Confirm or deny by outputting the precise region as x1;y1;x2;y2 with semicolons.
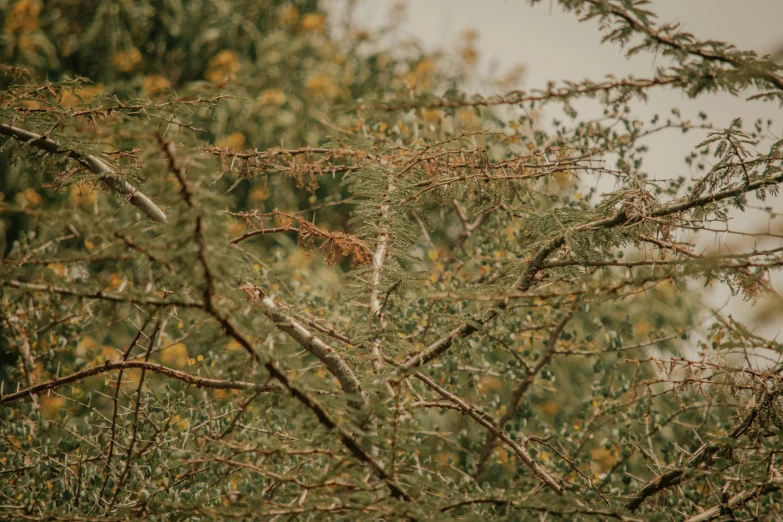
0;123;167;223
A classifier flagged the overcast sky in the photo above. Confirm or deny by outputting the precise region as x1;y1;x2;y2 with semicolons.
338;0;783;335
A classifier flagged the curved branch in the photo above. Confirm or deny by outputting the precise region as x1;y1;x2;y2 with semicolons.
229;226;300;244
395;170;783;380
4;279;202;309
474;312;574;477
239;283;364;401
683;484;780;522
517;170;783;292
1;361;278;405
413;371;564;494
207;311;410;501
626;390;779;511
0;123;167;223
357;76;677;112
582;0;783;92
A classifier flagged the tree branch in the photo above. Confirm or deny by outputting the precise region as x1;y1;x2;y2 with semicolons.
0;360;278;405
239;283;364;401
368;181;394;372
683;484;780;522
206;310;410;501
625;389;779;511
0;123;167;223
475;312;574;477
412;371;564;494
3;279;202;309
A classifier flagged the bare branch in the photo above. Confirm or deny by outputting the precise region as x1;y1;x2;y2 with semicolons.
239;283;364;400
475;312;574;477
0;123;167;223
683;484;781;522
0;361;277;405
412;371;564;494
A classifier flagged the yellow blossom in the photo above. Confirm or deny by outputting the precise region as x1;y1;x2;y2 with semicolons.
299;13;326;34
113;47;142;73
305;73;339;100
161;342;189;366
278;5;299;27
142;75;171;95
61;84;104;108
40;395;66;419
422;109;440;123
456;108;476;129
70;182;98;207
5;0;41;33
59;90;79;108
107;273;128;291
257;88;286;106
78;83;104;102
205;50;240;83
591;448;619;468
249;186;270;202
404;59;436;89
18;188;41;207
227;220;245;238
225;339;243;351
215;132;246;151
46;263;67;277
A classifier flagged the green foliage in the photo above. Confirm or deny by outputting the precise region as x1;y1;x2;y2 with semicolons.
1;0;783;520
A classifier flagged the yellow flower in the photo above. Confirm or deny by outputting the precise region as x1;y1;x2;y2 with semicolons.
172;415;189;431
456;108;476;129
61;83;105;108
78;83;104;102
305;73;339;100
225;339;243;351
46;263;67;276
108;273;128;291
226;220;245;238
70;182;98;207
278;5;299;28
422;109;440;123
5;0;41;33
215;131;246;151
113;48;142;73
18;188;41;207
59;90;79;108
459;30;480;66
205;50;240;83
591;448;618;468
142;75;171;95
161;342;189;367
299;13;326;34
405;59;436;90
461;47;478;65
257;88;286;106
40;395;66;419
249;186;270;202
539;401;561;416
76;336;99;357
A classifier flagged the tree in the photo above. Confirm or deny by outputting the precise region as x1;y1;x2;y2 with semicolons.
1;0;783;519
